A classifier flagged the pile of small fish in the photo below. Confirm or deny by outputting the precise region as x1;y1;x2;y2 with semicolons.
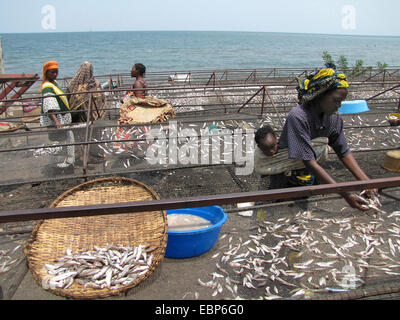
97;119;257;169
355;191;386;214
0;245;22;275
157;88;208;113
41;244;156;291
343;114;400;152
32;146;63;157
197;199;400;300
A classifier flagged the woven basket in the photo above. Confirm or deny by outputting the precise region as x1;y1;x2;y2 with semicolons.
382;150;400;173
24;177;168;299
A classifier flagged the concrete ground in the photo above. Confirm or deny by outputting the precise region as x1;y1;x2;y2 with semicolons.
1;110;400;301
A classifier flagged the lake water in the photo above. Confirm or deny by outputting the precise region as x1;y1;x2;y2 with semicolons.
1;31;400;77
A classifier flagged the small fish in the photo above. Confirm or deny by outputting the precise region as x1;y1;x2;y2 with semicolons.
293;259;314;269
316;261;337;268
211;272;224;280
41;244;152;291
291;289;306;298
388;238;396;257
264;294;282;300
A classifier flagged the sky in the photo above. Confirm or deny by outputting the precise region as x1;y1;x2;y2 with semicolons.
0;0;399;36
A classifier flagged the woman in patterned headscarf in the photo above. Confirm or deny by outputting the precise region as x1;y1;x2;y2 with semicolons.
296;65;349;104
267;65;376;211
40;61;75;169
67;61;105;123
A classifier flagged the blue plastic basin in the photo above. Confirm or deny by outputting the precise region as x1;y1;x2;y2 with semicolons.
339;100;370;114
165;206;228;259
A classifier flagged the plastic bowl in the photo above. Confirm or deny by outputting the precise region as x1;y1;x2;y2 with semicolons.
165;206;228;259
339;100;370;114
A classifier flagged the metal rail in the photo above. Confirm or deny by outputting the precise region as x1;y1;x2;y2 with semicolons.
0;146;395;189
1;177;399;223
0;73;40;114
1;81;398;106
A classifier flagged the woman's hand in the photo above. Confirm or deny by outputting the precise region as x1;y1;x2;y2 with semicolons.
343;193;369;212
50;114;63;129
303;159;376;212
363;188;378;198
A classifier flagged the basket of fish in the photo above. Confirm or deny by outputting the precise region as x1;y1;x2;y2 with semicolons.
24;177;168;299
388;113;400;126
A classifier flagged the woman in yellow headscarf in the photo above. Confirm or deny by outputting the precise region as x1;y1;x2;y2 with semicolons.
265;65;377;211
40;61;75;169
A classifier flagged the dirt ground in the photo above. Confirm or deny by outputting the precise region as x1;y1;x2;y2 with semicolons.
1;101;400;301
1;148;400;301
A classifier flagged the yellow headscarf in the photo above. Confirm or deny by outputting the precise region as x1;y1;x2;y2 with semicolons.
296;66;349;103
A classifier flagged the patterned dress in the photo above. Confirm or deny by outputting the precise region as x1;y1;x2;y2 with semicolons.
269;103;349;189
40;81;75;167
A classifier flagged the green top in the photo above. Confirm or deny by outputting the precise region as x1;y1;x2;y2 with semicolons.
41;81;70;113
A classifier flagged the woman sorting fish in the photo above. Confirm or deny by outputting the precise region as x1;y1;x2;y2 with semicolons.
265;65;377;211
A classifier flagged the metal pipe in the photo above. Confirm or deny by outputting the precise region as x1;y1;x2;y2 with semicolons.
0;143;396;189
225;194;343;213
264;86;284;127
0;36;4;74
237;87;264;113
82;94;93;176
1;80;400;105
0;121;397;154
300;281;400;300
261;86;266;115
366;84;400;101
0;177;399;223
0;163;225;189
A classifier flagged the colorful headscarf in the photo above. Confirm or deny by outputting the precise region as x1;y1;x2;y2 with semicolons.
67;61;95;94
296;66;349;103
41;60;59;89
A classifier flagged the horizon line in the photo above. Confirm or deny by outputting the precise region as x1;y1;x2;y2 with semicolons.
1;29;399;38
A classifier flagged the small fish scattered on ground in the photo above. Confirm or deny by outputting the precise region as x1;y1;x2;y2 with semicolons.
197;198;400;300
0;245;22;275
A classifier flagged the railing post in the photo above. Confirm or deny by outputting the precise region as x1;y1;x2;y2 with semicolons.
213;72;216;89
261;86;266;116
383;70;386;87
264;86;284;128
398;95;400;112
82;93;93;179
109;75;113;91
205;72;217;88
0;37;5;74
237;86;263;113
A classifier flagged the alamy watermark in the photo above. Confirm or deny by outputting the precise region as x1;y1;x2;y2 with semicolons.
340;265;358;289
143;121;255;176
341;5;356;30
41;5;56;30
39;5;357;33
